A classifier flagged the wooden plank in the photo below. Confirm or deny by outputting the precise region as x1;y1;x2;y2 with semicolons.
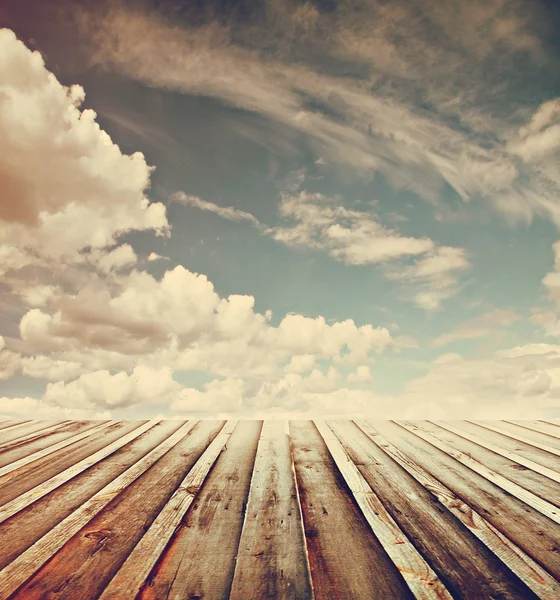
356;420;560;600
0;419;160;525
99;421;238;599
469;421;560;458
0;419;33;439
398;421;560;525
433;421;560;483
0;420;199;599
290;420;415;600
0;421;186;571
416;421;560;509
541;420;560;427
333;420;541;600
0;421;34;439
367;421;560;581
315;420;452;600
0;421;71;452
0;421;144;507
229;420;314;600
10;421;225;600
138;420;262;600
0;421;114;479
508;421;560;440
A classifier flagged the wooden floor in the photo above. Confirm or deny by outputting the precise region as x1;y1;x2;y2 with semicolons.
0;420;559;599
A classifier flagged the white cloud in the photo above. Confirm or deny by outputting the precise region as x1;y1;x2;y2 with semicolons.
0;28;168;280
0;395;112;421
43;365;179;410
177;190;470;309
147;252;169;262
0;335;20;380
396;343;560;418
432;308;519;347
78;4;559;230
347;365;373;384
509;99;560;162
15;265;392;383
268;192;435;265
173;192;263;228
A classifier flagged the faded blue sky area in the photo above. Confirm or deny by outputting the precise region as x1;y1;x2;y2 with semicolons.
0;0;559;419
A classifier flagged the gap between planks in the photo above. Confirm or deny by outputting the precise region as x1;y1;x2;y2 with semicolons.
0;420;200;600
99;420;238;599
355;420;560;600
396;421;560;526
0;420;160;526
314;420;453;600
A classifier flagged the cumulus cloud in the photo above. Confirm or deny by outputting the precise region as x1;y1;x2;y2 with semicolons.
15;265;392;385
397;343;560;418
0;28;168;278
0;335;20;381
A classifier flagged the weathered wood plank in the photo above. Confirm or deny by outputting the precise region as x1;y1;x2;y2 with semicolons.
0;420;114;478
509;420;560;440
0;421;185;571
419;420;560;509
398;421;560;524
434;420;560;483
229;420;314;600
0;420;198;599
375;421;560;580
139;420;262;600
501;421;560;447
472;421;560;457
356;420;560;600
333;420;541;600
99;421;238;599
0;421;71;453
7;421;225;600
291;420;415;600
0;421;144;507
0;419;160;524
315;420;452;600
0;421;33;436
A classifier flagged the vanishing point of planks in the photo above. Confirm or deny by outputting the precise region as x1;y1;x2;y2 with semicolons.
0;419;559;599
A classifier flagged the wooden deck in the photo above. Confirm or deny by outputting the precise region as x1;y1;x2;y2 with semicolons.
0;420;559;599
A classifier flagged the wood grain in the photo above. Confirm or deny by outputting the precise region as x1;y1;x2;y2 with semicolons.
291;420;415;600
8;421;225;600
315;420;452;600
356;420;559;600
139;420;262;600
0;420;160;524
229;420;314;600
99;421;239;599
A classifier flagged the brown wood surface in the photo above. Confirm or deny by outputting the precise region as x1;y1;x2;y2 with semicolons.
291;420;415;600
139;420;262;600
0;420;186;571
374;421;560;581
229;421;313;600
0;420;558;600
9;421;224;600
330;420;540;600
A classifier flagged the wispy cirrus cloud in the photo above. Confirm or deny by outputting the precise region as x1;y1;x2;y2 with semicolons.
74;2;560;231
174;190;471;309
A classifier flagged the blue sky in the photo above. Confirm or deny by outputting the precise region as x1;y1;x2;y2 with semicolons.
0;0;559;419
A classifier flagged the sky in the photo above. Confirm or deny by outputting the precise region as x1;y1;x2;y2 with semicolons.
0;0;559;420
